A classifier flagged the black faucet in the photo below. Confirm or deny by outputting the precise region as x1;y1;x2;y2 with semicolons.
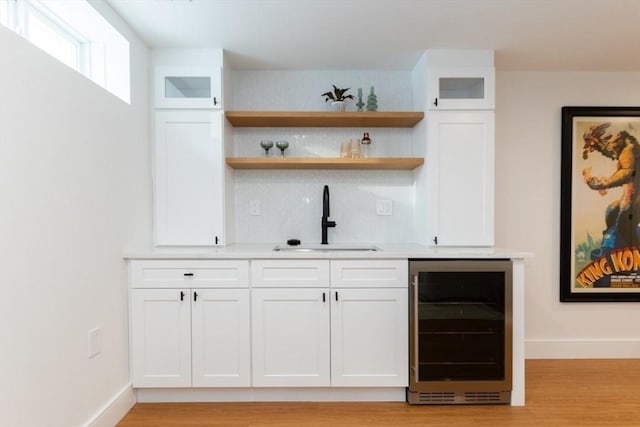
321;185;336;244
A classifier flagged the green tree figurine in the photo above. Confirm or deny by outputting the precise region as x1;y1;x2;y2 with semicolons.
366;86;378;112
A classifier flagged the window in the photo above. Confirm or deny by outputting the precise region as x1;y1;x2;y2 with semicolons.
22;1;86;71
0;1;8;26
1;0;130;103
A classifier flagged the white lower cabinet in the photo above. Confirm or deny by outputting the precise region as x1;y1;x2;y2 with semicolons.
251;288;331;387
251;260;408;388
130;259;408;391
131;287;250;388
330;288;408;387
191;289;251;387
131;288;192;387
130;260;251;388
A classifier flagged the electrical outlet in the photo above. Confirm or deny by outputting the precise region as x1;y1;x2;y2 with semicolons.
88;327;101;359
250;200;261;216
376;199;393;216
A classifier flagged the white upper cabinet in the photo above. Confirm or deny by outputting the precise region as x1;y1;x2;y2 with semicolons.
412;49;496;247
154;110;224;246
428;67;495;110
154;66;221;109
422;49;495;111
427;110;495;246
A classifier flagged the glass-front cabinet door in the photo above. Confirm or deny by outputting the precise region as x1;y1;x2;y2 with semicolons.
428;67;495;110
154;66;221;109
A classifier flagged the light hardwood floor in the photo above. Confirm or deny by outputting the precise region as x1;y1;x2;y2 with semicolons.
117;359;640;426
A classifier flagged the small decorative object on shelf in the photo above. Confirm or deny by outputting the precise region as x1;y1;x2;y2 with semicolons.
276;140;289;157
340;140;352;158
350;138;361;158
360;132;371;158
366;86;378;112
356;88;365;112
321;85;354;112
260;140;273;156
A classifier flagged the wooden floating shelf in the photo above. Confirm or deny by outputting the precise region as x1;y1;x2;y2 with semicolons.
224;111;424;128
226;157;424;170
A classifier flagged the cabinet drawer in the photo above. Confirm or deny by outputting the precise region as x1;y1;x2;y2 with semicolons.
251;260;330;287
330;260;408;288
130;260;249;288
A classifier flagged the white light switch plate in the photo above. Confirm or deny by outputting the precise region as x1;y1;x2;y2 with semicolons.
250;200;261;215
88;327;101;358
376;199;392;215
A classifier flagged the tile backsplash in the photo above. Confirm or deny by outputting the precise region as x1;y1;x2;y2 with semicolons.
231;70;417;244
234;170;414;244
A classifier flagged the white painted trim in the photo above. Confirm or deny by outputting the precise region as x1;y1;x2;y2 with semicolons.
83;383;136;427
136;387;406;403
526;338;640;359
511;259;525;406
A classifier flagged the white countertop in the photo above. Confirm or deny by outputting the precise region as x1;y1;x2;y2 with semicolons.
124;243;533;260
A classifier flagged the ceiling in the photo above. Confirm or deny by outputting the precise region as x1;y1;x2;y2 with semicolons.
105;0;640;71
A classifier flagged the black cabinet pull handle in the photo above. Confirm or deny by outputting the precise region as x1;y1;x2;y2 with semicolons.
322;292;326;302
184;272;194;277
433;236;438;245
335;292;339;301
213;97;218;106
180;291;185;301
194;291;198;302
215;236;219;245
433;98;438;107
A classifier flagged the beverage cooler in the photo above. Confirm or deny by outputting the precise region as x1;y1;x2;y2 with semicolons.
408;259;512;404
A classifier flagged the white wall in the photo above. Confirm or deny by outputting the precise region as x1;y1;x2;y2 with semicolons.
0;3;151;425
495;71;640;358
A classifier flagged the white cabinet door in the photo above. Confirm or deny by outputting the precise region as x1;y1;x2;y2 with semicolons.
154;66;221;109
427;110;495;246
154;110;224;246
330;288;408;387
251;288;331;387
428;67;495;110
131;289;191;388
191;289;251;387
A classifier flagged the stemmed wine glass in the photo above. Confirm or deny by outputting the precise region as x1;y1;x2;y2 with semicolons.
276;140;289;157
260;140;274;156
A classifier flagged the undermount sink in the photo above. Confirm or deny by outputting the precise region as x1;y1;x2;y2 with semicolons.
273;244;379;252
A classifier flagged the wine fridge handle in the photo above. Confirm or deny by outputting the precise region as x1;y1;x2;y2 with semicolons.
411;273;419;317
411;274;419;306
409;274;419;384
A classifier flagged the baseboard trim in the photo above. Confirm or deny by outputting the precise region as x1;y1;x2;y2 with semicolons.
136;387;406;403
83;383;136;427
526;338;640;359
